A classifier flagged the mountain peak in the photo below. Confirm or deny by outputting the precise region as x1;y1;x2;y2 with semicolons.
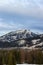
0;29;43;48
8;29;32;36
0;29;37;42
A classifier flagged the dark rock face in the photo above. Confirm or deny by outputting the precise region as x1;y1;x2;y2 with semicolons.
0;29;43;48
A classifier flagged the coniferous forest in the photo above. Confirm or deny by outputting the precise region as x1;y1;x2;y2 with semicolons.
0;49;43;65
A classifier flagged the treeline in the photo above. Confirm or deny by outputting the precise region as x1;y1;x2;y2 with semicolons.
0;49;43;65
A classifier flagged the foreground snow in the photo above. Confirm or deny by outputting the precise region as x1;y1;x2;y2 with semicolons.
16;64;42;65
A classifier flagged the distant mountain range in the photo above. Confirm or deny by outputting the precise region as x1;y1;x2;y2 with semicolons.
0;29;43;49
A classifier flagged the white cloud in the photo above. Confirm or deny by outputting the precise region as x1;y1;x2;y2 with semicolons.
0;18;25;36
0;0;43;35
0;18;24;31
0;21;24;29
0;0;43;18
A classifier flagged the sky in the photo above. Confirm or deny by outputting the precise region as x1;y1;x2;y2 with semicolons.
0;0;43;36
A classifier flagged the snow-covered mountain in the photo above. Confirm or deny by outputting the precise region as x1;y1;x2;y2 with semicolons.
0;29;38;42
0;29;43;49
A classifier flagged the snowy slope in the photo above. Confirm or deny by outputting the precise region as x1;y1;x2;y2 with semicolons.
0;29;43;48
0;29;37;42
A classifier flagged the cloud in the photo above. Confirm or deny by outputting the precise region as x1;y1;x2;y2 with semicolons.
0;0;43;35
0;17;43;36
0;18;25;36
0;21;24;30
0;0;43;19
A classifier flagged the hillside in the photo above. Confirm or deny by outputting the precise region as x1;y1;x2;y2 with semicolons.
0;29;43;49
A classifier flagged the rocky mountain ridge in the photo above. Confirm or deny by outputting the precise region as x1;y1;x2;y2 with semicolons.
0;29;43;49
